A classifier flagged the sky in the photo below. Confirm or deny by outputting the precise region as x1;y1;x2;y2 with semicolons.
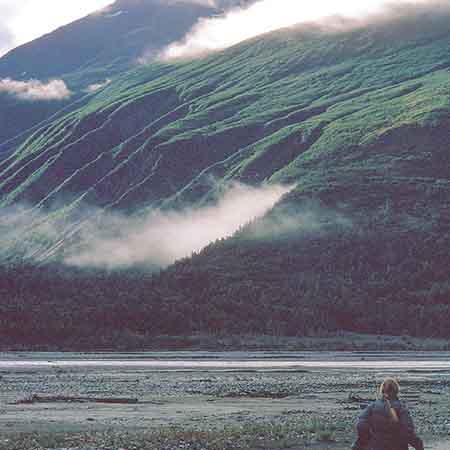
0;0;114;56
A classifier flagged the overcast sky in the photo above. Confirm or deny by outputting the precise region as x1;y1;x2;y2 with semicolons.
0;0;114;56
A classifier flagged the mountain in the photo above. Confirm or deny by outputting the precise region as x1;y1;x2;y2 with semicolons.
1;5;450;349
0;0;248;152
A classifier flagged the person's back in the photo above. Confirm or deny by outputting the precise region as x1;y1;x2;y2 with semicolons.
352;378;424;450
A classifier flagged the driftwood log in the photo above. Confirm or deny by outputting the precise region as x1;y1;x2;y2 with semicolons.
346;394;375;404
17;394;138;404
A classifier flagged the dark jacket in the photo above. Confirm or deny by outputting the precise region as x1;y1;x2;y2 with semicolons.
352;398;424;450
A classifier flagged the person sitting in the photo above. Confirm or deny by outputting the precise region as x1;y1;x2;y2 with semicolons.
352;378;424;450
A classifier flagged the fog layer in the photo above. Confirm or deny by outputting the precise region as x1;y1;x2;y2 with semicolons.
1;183;293;269
66;183;292;269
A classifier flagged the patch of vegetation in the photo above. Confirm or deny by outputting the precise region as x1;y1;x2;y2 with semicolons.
0;417;343;450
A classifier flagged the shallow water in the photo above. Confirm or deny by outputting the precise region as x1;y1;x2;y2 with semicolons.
1;351;450;371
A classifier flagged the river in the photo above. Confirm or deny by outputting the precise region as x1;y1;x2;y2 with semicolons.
1;351;450;371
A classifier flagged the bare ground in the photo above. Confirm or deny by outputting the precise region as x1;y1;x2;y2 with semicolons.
0;353;449;449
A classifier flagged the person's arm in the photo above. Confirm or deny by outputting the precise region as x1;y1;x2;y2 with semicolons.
352;404;372;450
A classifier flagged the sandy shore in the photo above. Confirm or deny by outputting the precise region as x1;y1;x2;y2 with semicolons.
0;352;449;449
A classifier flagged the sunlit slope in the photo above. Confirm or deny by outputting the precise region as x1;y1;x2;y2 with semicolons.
2;12;450;218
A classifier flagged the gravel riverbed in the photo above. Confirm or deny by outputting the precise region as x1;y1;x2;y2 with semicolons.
0;353;449;450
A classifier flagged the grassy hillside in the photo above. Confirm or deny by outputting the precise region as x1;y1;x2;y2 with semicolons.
1;9;450;348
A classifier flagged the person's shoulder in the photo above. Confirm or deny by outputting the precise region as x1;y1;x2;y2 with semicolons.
363;399;382;414
371;398;398;414
371;399;384;408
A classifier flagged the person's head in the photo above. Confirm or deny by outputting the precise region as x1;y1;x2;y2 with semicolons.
379;378;400;400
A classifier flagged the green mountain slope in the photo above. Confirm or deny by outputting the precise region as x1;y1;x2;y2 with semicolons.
1;9;450;348
0;0;232;149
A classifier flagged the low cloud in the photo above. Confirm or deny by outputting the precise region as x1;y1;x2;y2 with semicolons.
1;183;294;270
86;79;111;93
66;183;292;269
160;0;444;60
0;78;71;101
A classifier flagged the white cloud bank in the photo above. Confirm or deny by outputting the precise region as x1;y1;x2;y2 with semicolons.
66;183;293;269
0;78;71;101
161;0;439;60
1;183;353;271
